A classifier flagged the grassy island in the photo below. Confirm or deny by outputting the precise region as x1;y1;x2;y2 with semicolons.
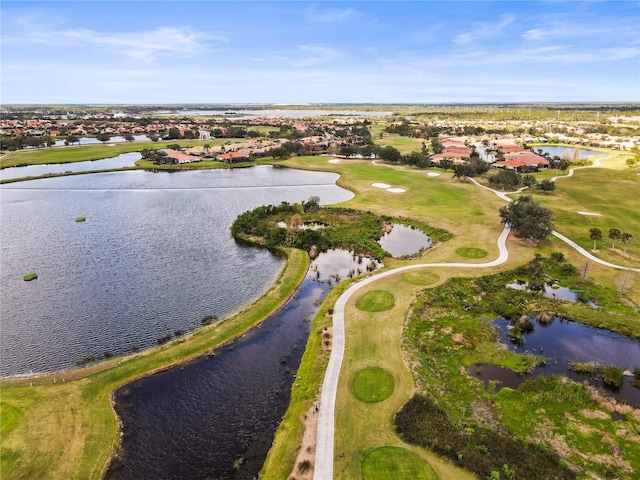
22;272;37;281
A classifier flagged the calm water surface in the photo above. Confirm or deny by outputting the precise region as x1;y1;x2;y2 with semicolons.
378;224;431;257
0;166;353;377
107;249;375;480
0;152;141;181
470;316;640;406
535;146;603;159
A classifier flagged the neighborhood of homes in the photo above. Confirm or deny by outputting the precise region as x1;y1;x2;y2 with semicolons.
432;137;549;171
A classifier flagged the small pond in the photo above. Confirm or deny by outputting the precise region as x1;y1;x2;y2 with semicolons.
534;146;603;159
469;316;640;406
378;224;432;258
508;281;577;301
107;248;378;480
0;152;141;181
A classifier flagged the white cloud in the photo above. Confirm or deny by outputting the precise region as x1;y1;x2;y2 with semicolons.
454;14;516;45
3;20;223;62
307;6;363;23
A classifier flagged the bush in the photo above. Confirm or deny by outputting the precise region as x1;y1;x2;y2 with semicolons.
395;395;575;480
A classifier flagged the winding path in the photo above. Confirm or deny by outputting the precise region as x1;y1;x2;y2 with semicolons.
314;227;511;480
314;157;638;480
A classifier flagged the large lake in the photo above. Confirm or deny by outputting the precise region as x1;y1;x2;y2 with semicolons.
0;166;353;377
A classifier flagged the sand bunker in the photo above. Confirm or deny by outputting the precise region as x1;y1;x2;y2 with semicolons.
578;211;602;216
372;183;391;189
386;187;406;193
328;159;340;164
427;172;440;177
107;143;116;146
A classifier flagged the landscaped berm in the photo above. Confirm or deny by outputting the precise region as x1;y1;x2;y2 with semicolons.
362;446;437;480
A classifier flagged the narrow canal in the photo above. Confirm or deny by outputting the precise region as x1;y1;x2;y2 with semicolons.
107;250;379;480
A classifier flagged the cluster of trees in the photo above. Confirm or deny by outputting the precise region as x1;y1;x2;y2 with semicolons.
140;148;168;164
1;135;56;150
589;228;634;252
499;196;554;244
487;169;556;191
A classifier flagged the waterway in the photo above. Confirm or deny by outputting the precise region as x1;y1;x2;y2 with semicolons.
0;166;353;377
107;249;377;480
0;152;142;181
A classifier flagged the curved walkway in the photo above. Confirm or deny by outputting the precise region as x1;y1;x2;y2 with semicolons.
314;227;511;480
468;172;638;273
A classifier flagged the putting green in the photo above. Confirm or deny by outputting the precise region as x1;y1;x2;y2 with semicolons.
356;290;395;312
362;446;437;480
401;271;440;286
455;247;488;259
351;367;395;403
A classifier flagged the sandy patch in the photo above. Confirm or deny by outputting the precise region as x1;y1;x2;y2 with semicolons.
386;187;406;193
107;143;116;146
290;403;319;479
578;211;602;216
328;159;340;164
371;182;391;189
427;172;440;177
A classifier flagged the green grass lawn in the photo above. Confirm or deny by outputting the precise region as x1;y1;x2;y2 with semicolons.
361;446;438;480
455;247;488;259
355;290;395;312
351;367;395;403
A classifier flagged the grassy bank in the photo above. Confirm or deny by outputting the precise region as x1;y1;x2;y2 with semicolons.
0;138;242;168
0;248;308;480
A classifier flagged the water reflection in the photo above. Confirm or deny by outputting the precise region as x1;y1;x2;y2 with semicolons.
107;249;378;480
378;224;432;258
469;316;640;406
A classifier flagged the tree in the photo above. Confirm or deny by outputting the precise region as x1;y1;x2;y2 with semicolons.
166;127;180;140
452;163;474;180
124;134;135;142
488;169;521;190
430;138;443;154
96;133;111;143
522;175;537;188
438;158;454;172
66;135;80;145
537;179;556;192
589;227;602;251
499;195;554;245
608;228;621;249
379;146;402;163
621;232;633;253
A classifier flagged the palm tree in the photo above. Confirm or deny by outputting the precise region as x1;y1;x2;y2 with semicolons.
621;232;633;254
608;228;621;249
589;227;602;251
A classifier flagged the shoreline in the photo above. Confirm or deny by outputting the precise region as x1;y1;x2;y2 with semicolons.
1;247;309;480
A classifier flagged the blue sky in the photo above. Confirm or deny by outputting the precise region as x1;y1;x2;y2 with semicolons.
2;1;639;104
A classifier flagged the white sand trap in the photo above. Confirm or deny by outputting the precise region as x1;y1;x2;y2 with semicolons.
386;187;406;193
578;211;602;216
372;182;391;189
328;159;340;164
427;172;440;177
107;143;116;146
